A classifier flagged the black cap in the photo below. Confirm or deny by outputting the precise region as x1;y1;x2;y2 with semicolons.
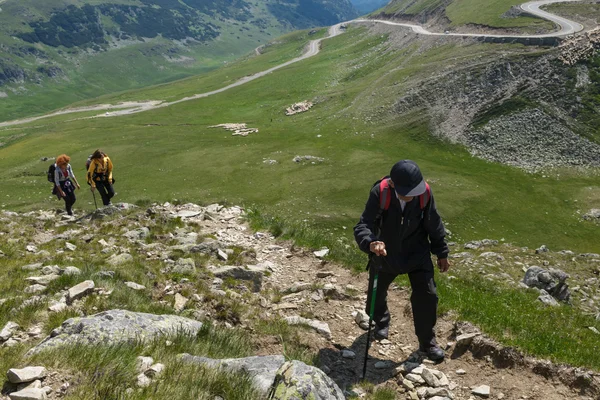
390;160;426;197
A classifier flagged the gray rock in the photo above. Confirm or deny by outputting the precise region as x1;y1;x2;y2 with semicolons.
67;280;95;304
24;285;46;294
65;243;77;252
21;263;44;271
210;265;265;292
95;271;115;279
29;310;203;354
125;282;145;291
536;245;549;254
405;373;425;384
25;275;60;286
283;282;312;294
524;266;570;302
91;206;120;220
180;354;285;395
190;240;220;255
456;332;480;346
7;367;47;383
107;253;133;266
341;350;355;359
41;265;60;275
63;267;81;276
217;249;229;261
124;227;150;241
421;368;441;387
538;290;560;306
16;380;42;391
270;360;344;399
284;316;331;339
472;385;490;398
425;387;453;398
172;258;196;275
137;373;151;387
0;321;20;341
8;388;47;400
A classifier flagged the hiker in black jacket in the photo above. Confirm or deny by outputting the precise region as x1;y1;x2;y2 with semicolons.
354;160;450;361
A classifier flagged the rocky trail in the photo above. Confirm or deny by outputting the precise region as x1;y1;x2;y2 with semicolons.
1;204;599;399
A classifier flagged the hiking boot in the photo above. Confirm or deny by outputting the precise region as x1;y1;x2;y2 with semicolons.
373;324;389;340
419;344;445;361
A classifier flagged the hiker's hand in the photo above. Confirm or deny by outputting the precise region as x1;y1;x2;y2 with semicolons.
76;184;80;190
90;187;95;192
59;191;65;198
437;258;450;273
369;241;387;257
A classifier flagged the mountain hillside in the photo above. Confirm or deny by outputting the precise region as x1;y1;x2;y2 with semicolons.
351;0;389;14
0;0;357;121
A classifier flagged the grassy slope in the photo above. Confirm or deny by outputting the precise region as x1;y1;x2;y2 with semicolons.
0;0;293;122
381;0;554;30
0;26;598;255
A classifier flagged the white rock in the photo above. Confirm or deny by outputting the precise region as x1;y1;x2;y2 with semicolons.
405;373;425;384
48;301;67;313
107;253;133;266
217;249;228;261
136;356;154;373
472;385;490;398
16;380;42;391
0;321;19;341
7;367;47;383
174;293;188;312
456;369;466;375
137;373;151;387
67;280;95;303
313;248;329;259
8;388;47;400
125;282;145;290
144;363;165;378
65;243;77;251
422;368;441;387
98;239;110;247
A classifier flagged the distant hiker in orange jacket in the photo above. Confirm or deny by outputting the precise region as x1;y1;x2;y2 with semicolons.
87;150;115;206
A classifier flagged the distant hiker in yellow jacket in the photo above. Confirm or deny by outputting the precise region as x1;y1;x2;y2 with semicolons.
87;149;115;206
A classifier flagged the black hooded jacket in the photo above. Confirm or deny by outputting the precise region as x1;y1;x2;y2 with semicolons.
354;179;449;274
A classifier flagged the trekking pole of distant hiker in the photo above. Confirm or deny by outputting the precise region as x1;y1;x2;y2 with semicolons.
362;256;380;379
92;190;98;210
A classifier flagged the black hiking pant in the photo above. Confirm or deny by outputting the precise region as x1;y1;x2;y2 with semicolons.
63;191;76;215
365;259;438;348
95;180;115;206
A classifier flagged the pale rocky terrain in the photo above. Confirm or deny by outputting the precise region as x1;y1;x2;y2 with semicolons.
1;203;600;399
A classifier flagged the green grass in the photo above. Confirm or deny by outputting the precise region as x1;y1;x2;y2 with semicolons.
543;2;600;26
0;21;599;374
382;0;555;30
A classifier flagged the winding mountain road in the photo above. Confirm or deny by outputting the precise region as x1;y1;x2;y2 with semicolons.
0;1;586;128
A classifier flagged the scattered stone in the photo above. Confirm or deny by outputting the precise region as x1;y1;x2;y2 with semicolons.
67;280;95;304
270;360;344;399
421;368;441;387
137;373;152;387
136;356;154;372
283;282;312;294
7;367;47;383
524;266;570;302
65;242;77;251
316;271;334;278
374;361;392;369
9;388;47;400
172;258;196;274
24;285;46;294
0;321;20;342
285;101;313;116
124;227;150;241
536;245;549;254
16;379;42;391
174;293;188;312
293;155;325;164
144;363;165;378
341;350;356;359
125;282;146;291
285;316;331;339
456;332;480;347
217;249;229;261
472;385;490;398
588;327;600;334
456;369;466;375
63;266;81;276
107;253;133;266
538;290;560;306
25;275;59;286
405;373;425;384
313;248;329;259
210;265;265;292
354;310;370;329
21;263;43;271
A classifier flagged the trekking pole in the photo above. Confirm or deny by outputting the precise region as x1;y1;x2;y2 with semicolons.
362;256;380;380
92;190;98;210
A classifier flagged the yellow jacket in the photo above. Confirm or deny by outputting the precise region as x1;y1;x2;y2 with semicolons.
87;156;113;188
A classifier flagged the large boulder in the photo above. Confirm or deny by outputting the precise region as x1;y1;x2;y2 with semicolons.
269;360;344;399
29;310;202;355
523;267;571;302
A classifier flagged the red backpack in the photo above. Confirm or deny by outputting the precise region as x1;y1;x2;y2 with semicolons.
376;176;431;213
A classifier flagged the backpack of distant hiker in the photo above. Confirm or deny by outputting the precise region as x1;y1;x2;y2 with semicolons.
47;163;56;184
374;175;431;219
